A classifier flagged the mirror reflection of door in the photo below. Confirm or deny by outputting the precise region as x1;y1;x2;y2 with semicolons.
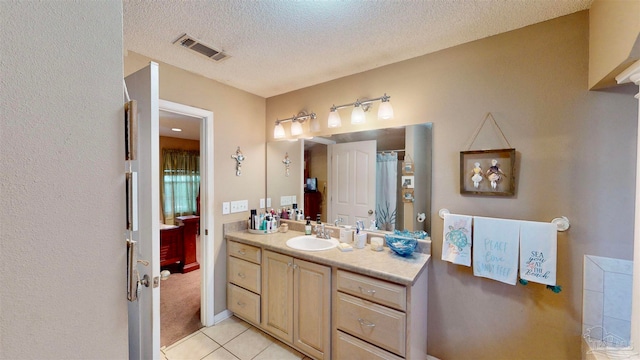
329;140;376;226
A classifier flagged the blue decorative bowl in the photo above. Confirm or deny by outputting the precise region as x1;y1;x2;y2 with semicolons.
393;229;429;239
384;235;418;257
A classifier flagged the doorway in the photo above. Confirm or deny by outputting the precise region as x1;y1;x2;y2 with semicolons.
158;100;214;347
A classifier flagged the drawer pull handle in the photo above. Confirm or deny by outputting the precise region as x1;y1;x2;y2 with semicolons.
357;318;376;327
237;272;246;278
238;249;246;255
237;301;245;307
358;286;376;295
287;262;293;267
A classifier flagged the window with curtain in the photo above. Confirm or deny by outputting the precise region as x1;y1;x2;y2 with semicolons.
162;149;200;225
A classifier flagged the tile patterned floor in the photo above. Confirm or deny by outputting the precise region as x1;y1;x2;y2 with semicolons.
161;316;313;360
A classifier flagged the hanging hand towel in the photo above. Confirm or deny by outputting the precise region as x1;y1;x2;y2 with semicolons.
519;221;557;286
442;213;473;266
473;216;520;285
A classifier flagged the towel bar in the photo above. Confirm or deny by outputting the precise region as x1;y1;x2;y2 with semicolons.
438;208;570;232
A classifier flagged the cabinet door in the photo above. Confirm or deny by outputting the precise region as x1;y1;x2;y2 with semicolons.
262;250;294;343
294;258;331;360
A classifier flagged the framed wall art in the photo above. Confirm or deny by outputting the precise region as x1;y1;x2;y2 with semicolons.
460;148;516;196
401;175;414;189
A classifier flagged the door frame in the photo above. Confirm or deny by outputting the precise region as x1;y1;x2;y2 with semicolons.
158;99;215;327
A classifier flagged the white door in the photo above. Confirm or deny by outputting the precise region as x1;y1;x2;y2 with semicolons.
126;62;160;360
329;140;376;226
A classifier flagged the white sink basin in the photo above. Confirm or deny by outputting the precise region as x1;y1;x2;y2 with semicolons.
286;235;339;251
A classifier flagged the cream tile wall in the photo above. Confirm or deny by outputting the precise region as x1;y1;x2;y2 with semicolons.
583;255;633;347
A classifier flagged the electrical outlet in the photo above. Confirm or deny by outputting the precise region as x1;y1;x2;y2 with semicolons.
291;195;297;205
266;198;272;208
222;202;230;215
260;198;265;209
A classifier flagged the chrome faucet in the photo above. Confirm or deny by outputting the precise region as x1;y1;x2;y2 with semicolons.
315;224;333;239
334;217;344;227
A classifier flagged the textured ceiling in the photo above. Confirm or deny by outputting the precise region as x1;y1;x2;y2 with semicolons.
124;0;593;99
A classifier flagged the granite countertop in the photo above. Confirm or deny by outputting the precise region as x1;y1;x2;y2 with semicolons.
225;230;431;286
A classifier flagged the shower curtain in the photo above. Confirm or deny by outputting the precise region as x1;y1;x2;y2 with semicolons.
376;152;398;231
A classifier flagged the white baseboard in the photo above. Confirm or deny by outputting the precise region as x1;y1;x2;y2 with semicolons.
213;310;233;325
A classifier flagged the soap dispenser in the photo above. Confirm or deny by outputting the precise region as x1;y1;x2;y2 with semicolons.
305;217;312;235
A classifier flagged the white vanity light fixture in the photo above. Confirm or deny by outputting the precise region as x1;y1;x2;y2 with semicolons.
328;93;393;128
327;108;342;128
273;121;286;139
351;101;366;124
309;115;321;133
377;94;394;120
273;111;316;139
290;119;303;136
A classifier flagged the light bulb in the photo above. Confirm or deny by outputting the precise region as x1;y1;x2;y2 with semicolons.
290;120;303;136
328;110;342;128
351;105;366;124
378;101;394;120
274;123;285;139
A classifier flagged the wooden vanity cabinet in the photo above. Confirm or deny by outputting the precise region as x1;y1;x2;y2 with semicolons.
262;250;331;360
333;269;428;360
227;241;261;326
261;251;293;341
226;236;428;360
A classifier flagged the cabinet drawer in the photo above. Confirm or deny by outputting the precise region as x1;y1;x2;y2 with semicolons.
336;330;403;360
336;292;406;357
337;270;406;311
228;283;260;325
228;240;261;264
228;256;261;294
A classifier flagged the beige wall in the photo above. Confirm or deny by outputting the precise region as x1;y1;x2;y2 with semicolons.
266;12;638;359
588;0;640;89
125;52;266;314
160;136;200;153
0;1;128;358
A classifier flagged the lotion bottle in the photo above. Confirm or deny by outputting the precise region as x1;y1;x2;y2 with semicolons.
305;218;312;235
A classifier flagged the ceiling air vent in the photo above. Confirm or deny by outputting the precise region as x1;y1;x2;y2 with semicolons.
173;34;230;62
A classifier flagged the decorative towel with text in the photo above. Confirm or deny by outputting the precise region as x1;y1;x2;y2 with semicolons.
472;216;520;285
519;221;557;286
442;213;473;266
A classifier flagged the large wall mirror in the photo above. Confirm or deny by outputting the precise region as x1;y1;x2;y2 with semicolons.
266;123;432;235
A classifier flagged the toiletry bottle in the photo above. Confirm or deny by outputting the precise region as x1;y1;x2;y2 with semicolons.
305;217;312;235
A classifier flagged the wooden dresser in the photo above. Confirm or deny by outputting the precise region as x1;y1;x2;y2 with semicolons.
176;215;200;273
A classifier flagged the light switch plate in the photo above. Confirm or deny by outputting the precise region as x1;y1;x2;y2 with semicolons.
260;198;265;209
266;198;272;208
222;202;230;215
231;200;248;213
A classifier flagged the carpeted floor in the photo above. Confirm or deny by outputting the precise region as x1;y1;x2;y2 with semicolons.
160;267;202;347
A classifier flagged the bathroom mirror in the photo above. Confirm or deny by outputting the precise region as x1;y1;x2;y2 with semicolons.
266;123;432;234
